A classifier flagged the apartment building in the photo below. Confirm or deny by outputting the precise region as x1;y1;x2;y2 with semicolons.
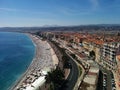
82;38;103;62
44;32;120;72
116;44;120;87
102;42;119;71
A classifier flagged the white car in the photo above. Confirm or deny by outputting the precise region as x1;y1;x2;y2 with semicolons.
112;87;116;90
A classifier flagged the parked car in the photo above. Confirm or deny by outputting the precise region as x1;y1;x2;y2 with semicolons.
112;86;116;90
103;81;106;87
103;87;107;90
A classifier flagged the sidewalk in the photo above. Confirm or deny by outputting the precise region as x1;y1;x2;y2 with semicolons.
66;51;85;90
113;73;120;90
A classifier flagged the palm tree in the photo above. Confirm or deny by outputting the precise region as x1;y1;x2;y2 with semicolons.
89;50;95;60
45;67;65;90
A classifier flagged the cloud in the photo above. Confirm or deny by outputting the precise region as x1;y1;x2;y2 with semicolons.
59;7;94;16
58;0;99;16
0;8;18;12
0;7;56;17
90;0;99;9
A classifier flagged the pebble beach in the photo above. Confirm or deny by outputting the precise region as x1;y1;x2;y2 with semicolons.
11;34;58;90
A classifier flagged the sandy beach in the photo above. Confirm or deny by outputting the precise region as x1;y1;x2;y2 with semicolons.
11;34;58;90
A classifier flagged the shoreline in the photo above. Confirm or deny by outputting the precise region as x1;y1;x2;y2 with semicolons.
10;34;58;90
9;34;37;90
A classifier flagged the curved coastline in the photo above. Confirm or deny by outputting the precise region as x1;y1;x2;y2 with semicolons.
0;32;35;90
10;34;59;90
9;34;37;90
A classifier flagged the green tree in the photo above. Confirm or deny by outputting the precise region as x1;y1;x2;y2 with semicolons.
45;67;65;90
89;51;95;60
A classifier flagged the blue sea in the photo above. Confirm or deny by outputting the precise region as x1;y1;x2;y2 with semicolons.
0;32;35;90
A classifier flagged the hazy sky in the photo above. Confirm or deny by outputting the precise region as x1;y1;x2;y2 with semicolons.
0;0;120;27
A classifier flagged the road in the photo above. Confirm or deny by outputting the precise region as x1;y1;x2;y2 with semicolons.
51;39;79;90
60;52;79;90
65;53;79;90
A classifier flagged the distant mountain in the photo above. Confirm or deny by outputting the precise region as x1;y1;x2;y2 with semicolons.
42;24;61;27
0;24;120;33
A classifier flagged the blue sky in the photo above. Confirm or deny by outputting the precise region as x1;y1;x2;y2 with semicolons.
0;0;120;27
